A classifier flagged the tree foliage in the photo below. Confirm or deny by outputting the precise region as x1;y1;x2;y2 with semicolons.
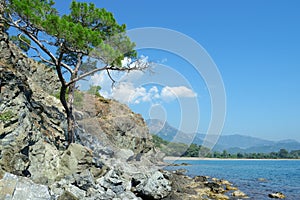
87;85;101;97
3;0;148;144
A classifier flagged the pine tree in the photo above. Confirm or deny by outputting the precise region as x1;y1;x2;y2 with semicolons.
2;0;148;144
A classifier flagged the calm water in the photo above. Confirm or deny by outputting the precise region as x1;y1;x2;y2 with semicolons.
164;160;300;200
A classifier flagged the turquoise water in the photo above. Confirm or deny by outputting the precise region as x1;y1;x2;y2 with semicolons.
164;160;300;200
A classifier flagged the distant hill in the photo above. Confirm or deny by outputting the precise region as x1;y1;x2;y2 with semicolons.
227;139;300;154
147;119;300;153
146;119;196;144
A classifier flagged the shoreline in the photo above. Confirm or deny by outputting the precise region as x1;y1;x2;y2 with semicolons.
163;156;300;161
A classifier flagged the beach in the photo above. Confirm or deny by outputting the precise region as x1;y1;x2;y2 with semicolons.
163;156;300;161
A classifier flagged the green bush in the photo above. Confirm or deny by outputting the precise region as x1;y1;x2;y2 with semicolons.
51;89;84;108
0;111;14;122
87;85;102;97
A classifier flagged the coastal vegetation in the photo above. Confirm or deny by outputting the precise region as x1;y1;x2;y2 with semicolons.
0;110;14;122
152;134;300;159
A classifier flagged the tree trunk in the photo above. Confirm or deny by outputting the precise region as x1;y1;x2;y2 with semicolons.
67;80;76;143
0;0;4;33
59;84;75;144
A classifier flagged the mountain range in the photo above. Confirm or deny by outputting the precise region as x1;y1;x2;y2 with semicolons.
146;119;300;153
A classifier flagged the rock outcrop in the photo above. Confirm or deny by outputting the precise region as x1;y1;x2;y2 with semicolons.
0;30;248;200
0;30;170;199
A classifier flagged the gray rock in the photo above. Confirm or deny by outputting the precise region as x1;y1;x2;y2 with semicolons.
232;190;248;198
97;169;129;195
64;184;86;199
28;140;61;184
0;173;18;199
115;149;134;162
73;170;95;191
268;192;285;199
117;191;142;200
133;171;171;199
0;173;51;200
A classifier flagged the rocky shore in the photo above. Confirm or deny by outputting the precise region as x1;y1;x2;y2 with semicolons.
0;31;251;199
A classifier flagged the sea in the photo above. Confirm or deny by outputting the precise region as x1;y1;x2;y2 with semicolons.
164;159;300;200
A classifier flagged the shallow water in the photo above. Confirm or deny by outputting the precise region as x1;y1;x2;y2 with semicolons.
164;159;300;200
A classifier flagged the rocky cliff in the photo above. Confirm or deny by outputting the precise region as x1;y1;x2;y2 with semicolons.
0;31;248;200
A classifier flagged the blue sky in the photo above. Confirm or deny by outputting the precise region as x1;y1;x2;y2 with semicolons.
55;1;300;141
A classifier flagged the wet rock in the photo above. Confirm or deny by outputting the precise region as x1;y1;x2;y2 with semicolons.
173;168;187;175
205;182;225;194
226;184;238;191
232;190;248;198
268;192;285;199
258;177;267;182
194;175;208;182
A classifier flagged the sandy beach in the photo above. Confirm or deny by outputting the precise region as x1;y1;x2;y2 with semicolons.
163;156;300;161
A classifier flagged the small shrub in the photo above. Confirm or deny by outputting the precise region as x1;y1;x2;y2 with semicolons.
0;111;14;122
87;85;102;97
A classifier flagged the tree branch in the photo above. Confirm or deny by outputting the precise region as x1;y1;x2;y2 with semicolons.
106;69;116;88
66;58;150;87
66;65;110;86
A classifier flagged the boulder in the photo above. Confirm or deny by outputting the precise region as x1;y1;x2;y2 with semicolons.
268;192;286;199
226;185;238;191
0;173;51;200
194;175;208;182
232;190;248;198
28;140;61;184
133;171;171;199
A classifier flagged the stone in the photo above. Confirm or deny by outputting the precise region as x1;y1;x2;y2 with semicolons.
0;173;51;200
64;184;86;199
12;178;51;200
205;182;225;194
28;140;61;184
212;193;230;200
117;191;142;200
194;175;208;182
115;149;134;162
258;178;267;182
232;190;248;198
173;168;187;175
59;143;93;176
0;173;18;199
73;170;95;191
226;185;238;191
134;171;171;199
58;191;79;200
268;192;286;199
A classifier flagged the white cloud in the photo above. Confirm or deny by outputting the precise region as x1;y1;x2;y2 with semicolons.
90;71;106;86
161;86;197;102
111;83;160;104
121;57;132;67
89;70;196;105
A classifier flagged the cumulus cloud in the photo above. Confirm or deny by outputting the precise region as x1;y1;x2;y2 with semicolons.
89;69;196;105
111;83;160;104
161;86;197;102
